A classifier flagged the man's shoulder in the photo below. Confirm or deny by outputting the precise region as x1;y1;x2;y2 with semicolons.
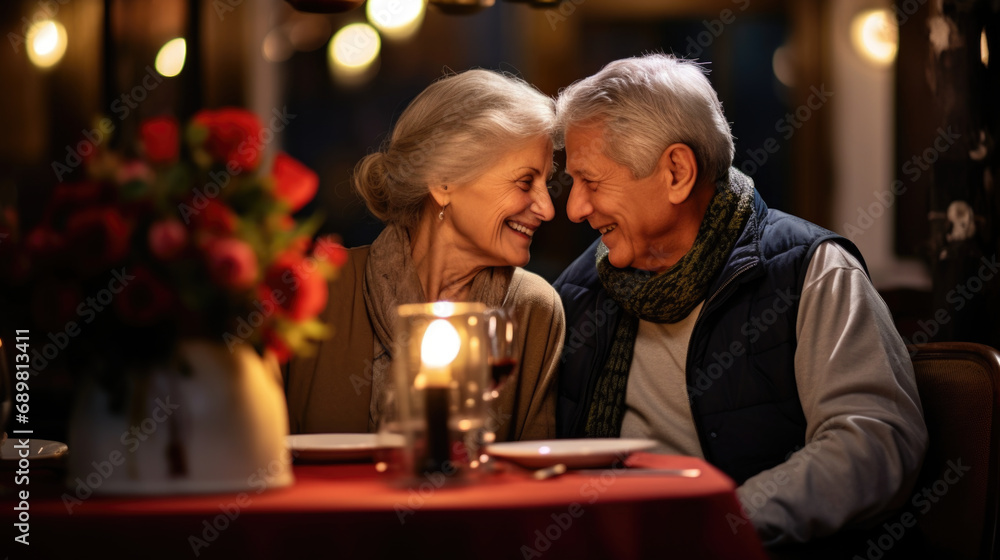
755;208;870;280
761;208;837;244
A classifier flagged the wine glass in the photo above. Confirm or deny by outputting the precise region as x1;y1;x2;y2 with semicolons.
485;307;519;401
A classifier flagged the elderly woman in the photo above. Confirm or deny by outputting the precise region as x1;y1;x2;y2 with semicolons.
284;69;565;442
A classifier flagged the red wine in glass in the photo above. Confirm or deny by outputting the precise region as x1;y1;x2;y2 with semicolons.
485;308;518;401
489;358;517;395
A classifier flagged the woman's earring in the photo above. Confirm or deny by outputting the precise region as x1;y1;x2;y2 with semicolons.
438;208;445;221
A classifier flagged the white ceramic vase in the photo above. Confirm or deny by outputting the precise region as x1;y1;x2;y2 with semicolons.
67;339;293;495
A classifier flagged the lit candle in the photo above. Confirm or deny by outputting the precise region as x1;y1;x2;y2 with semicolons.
419;319;461;474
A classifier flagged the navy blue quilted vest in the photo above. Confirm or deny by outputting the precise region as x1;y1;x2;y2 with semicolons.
554;191;867;484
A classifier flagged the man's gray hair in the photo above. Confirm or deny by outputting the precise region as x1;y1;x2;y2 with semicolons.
555;54;735;183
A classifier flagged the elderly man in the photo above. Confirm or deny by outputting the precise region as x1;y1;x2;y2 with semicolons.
552;54;927;547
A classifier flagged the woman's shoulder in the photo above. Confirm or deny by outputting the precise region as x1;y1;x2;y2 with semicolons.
329;245;371;286
509;267;561;311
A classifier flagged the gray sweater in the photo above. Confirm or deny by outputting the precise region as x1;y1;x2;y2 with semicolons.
620;241;927;545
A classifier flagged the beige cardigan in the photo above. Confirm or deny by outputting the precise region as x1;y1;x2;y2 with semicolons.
283;246;565;441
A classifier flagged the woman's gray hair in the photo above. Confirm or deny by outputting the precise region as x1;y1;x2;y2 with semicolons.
555;54;735;183
354;69;556;228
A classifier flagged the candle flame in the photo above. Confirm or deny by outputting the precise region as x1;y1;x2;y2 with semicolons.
421;319;460;368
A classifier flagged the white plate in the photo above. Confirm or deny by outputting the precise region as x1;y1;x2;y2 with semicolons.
1;437;69;461
485;438;658;469
287;433;401;463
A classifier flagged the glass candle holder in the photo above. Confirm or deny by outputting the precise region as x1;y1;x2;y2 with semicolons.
381;302;489;483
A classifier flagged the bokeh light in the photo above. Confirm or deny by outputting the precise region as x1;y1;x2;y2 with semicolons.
850;9;898;67
26;20;68;69
982;28;989;67
366;0;425;41
155;38;187;77
328;23;381;85
772;44;795;87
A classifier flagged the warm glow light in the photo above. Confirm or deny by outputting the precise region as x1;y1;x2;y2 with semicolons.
328;23;380;86
330;23;380;69
26;20;67;69
366;0;425;40
982;29;990;67
263;28;294;62
421;319;460;369
850;9;898;67
155;38;187;77
772;44;795;87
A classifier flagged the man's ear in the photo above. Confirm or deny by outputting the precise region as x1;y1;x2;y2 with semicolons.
428;184;450;209
657;143;699;205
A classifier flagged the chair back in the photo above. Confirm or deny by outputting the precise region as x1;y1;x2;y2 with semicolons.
908;342;1000;559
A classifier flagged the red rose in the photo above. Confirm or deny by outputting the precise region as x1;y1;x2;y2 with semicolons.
257;284;284;315
271;152;318;212
115;160;154;185
44;182;115;226
191;199;238;237
140;116;180;164
312;235;348;267
264;251;328;320
65;207;131;275
204;237;259;290
114;267;174;326
263;327;292;364
148;219;188;260
192;108;265;171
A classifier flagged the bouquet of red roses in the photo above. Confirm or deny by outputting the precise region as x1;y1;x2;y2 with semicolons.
0;108;343;388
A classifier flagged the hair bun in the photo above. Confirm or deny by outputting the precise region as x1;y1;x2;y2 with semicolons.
352;151;392;223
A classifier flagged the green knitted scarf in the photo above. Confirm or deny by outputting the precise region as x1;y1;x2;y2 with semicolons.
584;168;756;438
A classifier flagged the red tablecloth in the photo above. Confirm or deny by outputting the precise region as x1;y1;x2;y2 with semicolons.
8;453;768;559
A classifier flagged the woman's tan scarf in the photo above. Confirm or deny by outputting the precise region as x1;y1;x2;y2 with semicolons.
363;223;513;430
